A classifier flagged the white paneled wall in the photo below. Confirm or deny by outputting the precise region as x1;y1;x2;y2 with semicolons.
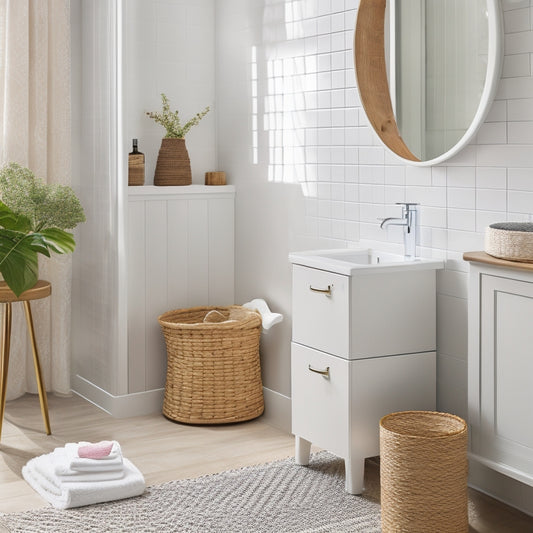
217;0;533;511
127;186;235;394
70;0;218;415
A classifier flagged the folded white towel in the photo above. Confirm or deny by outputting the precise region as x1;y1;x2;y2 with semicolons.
51;448;124;482
59;441;123;473
22;454;145;509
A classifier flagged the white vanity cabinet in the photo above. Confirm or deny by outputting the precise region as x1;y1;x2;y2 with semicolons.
465;252;533;487
289;249;441;494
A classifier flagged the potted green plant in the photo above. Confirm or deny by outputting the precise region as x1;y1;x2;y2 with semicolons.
146;93;209;186
0;162;86;296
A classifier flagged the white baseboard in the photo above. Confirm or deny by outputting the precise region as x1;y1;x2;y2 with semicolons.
71;375;164;418
261;387;291;433
72;376;292;433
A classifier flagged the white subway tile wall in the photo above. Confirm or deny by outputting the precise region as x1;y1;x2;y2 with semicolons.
216;0;533;423
258;0;533;289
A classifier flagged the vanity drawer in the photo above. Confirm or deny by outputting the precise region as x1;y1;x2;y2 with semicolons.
291;343;349;457
292;265;349;357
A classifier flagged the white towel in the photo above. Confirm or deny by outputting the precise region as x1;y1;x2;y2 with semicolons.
50;448;124;482
58;441;123;473
242;298;283;330
22;454;145;509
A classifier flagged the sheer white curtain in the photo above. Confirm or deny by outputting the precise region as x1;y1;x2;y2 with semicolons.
0;0;72;400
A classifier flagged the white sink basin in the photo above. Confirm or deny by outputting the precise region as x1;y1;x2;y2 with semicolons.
289;248;444;275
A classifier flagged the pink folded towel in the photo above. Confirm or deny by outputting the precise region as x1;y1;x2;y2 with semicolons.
56;442;123;474
78;441;114;459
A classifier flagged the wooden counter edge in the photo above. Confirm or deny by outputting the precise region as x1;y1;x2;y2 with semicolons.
463;251;533;273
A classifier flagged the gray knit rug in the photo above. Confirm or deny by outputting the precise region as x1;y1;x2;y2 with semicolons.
0;451;381;532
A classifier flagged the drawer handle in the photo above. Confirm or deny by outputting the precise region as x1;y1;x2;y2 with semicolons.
309;284;332;295
308;364;330;378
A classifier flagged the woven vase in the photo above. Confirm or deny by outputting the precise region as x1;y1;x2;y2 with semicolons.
154;138;192;186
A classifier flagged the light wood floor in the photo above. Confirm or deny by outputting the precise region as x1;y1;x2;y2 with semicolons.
0;394;532;532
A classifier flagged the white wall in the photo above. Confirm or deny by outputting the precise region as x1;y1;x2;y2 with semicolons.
71;0;124;395
70;0;217;401
123;0;216;184
216;0;533;513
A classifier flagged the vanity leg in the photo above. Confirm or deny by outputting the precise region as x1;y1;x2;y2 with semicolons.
295;436;311;465
345;455;365;494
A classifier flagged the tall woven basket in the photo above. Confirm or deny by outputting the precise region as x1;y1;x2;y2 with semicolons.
380;411;468;533
158;306;264;424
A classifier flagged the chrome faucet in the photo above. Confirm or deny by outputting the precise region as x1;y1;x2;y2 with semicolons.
380;202;419;258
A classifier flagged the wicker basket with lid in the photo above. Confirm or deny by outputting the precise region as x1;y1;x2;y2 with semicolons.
158;305;264;424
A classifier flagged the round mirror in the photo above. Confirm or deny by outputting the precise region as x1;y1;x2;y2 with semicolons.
354;0;503;166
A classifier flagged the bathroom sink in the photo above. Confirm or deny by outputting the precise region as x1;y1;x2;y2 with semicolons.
289;248;444;275
315;249;406;264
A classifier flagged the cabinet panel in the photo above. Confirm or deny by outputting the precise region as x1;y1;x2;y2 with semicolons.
350;352;436;457
479;274;533;478
292;265;350;357
351;270;436;358
291;343;349;456
495;291;533;447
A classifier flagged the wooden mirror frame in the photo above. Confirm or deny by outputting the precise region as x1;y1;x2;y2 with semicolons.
354;0;503;166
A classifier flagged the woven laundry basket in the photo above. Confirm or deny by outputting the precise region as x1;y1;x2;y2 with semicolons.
380;411;468;533
485;222;533;262
158;306;264;425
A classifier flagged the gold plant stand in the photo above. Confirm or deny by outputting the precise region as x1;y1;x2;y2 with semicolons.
0;280;52;439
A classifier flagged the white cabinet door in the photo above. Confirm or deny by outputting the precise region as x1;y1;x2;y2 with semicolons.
477;274;533;481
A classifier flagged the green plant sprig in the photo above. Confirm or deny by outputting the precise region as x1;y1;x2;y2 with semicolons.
146;93;210;139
